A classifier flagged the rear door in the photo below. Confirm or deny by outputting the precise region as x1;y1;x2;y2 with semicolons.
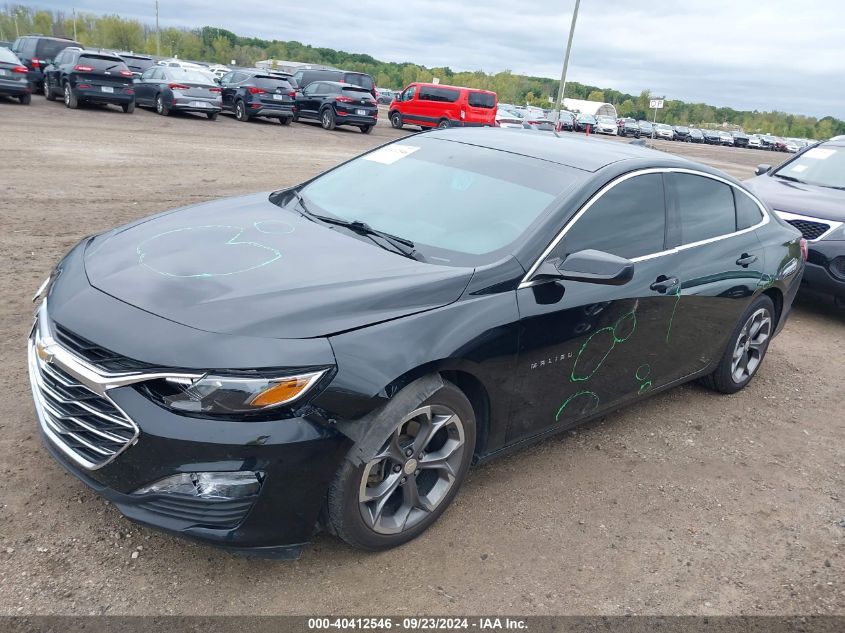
660;171;767;383
466;90;497;125
297;81;323;118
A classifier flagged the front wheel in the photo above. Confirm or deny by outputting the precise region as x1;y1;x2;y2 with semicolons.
700;295;775;394
327;380;476;550
390;111;403;129
44;78;56;100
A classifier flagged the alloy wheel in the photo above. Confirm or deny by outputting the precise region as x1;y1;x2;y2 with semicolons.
322;110;331;128
156;96;163;114
358;405;466;535
63;84;70;106
730;308;772;383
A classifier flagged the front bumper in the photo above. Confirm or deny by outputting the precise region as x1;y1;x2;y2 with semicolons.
596;127;617;135
28;292;352;557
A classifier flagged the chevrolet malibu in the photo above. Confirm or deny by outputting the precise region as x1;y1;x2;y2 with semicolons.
29;129;805;558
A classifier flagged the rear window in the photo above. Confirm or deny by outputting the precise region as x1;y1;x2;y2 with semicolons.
341;86;372;98
170;69;214;84
419;86;460;103
36;38;79;60
0;47;19;64
79;55;129;72
468;91;495;108
253;76;292;91
343;73;373;90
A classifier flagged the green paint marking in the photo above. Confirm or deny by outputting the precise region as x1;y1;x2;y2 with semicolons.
571;310;638;382
613;310;637;343
137;224;282;279
638;380;653;394
665;284;682;344
635;363;651;381
555;390;600;422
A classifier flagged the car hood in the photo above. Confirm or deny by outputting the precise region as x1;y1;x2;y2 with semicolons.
744;175;845;223
84;192;474;339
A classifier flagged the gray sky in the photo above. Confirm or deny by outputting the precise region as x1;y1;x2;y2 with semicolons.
35;0;845;118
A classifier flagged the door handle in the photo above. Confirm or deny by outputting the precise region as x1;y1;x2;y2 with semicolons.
736;253;758;267
650;275;680;294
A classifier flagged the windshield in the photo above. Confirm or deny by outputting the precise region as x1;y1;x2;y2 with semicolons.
0;47;19;64
296;138;579;264
774;145;845;189
597;116;614;123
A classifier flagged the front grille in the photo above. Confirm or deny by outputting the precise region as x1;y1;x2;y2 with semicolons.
30;342;137;469
830;256;845;280
785;218;831;241
53;323;155;372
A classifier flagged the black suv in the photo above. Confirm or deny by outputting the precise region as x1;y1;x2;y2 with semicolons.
732;130;750;148
618;118;640;137
117;52;155;77
672;125;690;141
219;69;296;124
294;81;378;133
291;68;377;99
43;49;135;112
10;35;81;92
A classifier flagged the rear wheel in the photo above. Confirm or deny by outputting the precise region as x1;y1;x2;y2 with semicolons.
359;124;373;134
19;93;31;105
437;118;450;129
63;82;77;109
327;380;475;551
321;107;336;130
155;94;169;116
279;116;292;125
122;101;134;114
234;99;249;122
206;111;218;121
390;111;403;129
292;112;299;122
700;295;775;394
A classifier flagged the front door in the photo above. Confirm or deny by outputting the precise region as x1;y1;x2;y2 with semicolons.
508;172;683;442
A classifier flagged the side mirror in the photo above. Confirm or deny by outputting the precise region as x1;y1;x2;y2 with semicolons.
556;249;634;286
755;164;772;176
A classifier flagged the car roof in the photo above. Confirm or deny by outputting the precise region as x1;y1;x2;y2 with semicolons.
424;128;698;173
77;49;123;59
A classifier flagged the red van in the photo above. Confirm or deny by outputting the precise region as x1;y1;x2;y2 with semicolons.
389;82;497;129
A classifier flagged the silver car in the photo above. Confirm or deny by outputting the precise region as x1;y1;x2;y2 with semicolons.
133;67;222;119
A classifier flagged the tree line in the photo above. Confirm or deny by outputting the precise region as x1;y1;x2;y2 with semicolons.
2;4;842;139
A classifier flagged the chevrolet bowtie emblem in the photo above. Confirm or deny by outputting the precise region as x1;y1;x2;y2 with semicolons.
36;340;54;363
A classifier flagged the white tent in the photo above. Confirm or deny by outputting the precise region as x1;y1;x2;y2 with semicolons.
563;98;617;118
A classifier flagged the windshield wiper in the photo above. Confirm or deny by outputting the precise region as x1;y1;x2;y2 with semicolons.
773;173;806;184
289;191;421;260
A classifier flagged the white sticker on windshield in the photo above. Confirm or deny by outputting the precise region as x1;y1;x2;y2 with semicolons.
790;164;808;173
363;144;420;165
803;148;835;160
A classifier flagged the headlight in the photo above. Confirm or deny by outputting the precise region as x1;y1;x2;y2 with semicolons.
142;370;328;417
32;270;59;304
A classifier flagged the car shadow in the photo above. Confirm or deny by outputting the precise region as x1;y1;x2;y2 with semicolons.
793;290;845;323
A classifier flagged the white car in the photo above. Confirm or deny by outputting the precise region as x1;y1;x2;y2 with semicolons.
785;139;805;153
595;116;618;135
748;134;763;149
654;124;674;140
206;64;230;79
496;108;524;129
719;131;734;146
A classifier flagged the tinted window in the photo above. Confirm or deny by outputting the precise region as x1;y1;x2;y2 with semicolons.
419;86;460;103
735;190;764;230
79;55;128;72
559;174;666;260
672;174;737;244
401;85;416;101
341;86;372;98
0;47;19;64
37;39;78;60
230;71;248;83
21;38;37;56
253;76;292;91
343;73;373;90
468;91;495;108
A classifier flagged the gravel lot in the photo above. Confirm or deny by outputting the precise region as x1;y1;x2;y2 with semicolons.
0;97;842;616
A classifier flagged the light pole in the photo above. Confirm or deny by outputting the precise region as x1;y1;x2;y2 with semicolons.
552;0;581;124
155;0;161;57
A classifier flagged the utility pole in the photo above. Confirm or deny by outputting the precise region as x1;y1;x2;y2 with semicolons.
72;8;77;41
552;0;581;125
155;0;161;57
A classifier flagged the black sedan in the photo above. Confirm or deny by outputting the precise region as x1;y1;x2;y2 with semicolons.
702;129;722;145
29;130;804;558
294;81;378;133
745;138;845;300
133;67;222;119
0;46;31;104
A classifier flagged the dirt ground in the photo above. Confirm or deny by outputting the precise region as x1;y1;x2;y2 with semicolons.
0;97;842;616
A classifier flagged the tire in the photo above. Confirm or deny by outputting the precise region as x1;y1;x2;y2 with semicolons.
320;107;336;130
437;118;450;129
155;94;169;116
206;111;218;121
327;380;476;551
390;111;403;129
122;101;134;114
292;113;299;123
234;99;249;122
63;82;77;109
279;116;291;125
700;295;775;394
19;93;31;105
44;78;56;101
359;124;373;134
